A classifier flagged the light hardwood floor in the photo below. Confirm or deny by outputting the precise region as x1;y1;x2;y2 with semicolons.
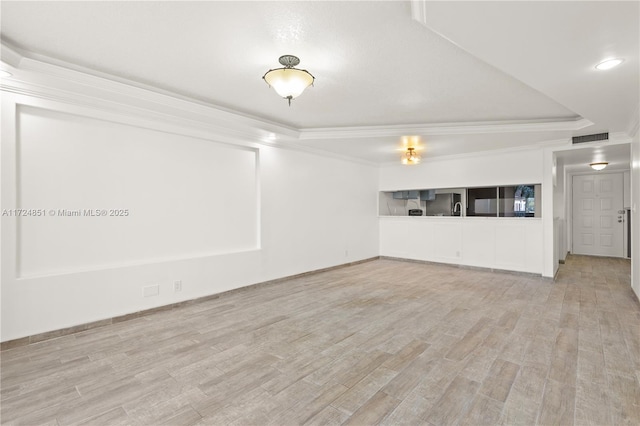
1;255;639;425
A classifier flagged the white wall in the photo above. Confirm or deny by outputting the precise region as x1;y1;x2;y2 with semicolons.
379;147;549;276
380;217;543;274
1;93;379;341
379;148;543;191
553;157;567;266
2;54;634;342
632;132;640;299
258;146;379;279
17;106;259;278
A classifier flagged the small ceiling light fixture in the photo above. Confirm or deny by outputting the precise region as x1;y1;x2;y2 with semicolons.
595;58;624;70
590;161;608;171
402;147;421;165
263;55;314;106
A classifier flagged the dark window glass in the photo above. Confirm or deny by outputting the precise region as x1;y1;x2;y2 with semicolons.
467;187;498;217
499;185;536;217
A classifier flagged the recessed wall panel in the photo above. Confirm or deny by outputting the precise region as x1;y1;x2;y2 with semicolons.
601;234;613;246
495;225;526;268
16;106;258;277
599;178;613;193
600;198;612;211
432;222;462;261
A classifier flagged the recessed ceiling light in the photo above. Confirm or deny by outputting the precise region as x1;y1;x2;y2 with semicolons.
595;58;624;70
0;70;12;78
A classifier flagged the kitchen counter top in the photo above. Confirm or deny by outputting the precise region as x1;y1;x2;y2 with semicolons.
379;215;541;220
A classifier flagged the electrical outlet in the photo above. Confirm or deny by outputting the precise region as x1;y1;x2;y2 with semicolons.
174;280;182;292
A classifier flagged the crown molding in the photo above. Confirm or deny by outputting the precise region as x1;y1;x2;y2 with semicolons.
1;44;380;167
3;81;378;169
0;42;23;68
379;141;547;167
299;117;592;140
379;132;633;167
2;42;593;142
0;41;602;167
1;42;300;141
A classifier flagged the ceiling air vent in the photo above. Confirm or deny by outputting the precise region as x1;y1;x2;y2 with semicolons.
572;133;609;144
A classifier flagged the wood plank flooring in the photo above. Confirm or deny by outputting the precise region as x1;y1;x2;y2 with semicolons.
1;255;639;425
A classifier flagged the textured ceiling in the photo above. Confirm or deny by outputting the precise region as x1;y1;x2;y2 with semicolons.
0;1;578;129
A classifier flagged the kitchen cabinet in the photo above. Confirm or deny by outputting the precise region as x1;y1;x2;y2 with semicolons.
420;190;436;201
392;190;420;200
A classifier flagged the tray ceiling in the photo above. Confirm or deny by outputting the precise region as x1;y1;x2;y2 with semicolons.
1;1;578;129
1;1;637;163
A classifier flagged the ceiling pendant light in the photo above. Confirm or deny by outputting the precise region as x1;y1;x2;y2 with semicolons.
402;147;421;165
263;55;314;106
590;161;608;171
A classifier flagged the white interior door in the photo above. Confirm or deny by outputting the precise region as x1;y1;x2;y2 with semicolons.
572;173;624;257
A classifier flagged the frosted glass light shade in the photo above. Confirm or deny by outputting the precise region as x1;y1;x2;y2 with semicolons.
263;68;314;100
590;162;608;171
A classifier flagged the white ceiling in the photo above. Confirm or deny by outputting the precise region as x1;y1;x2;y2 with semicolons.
555;143;632;173
301;130;580;164
417;0;640;136
1;1;638;164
